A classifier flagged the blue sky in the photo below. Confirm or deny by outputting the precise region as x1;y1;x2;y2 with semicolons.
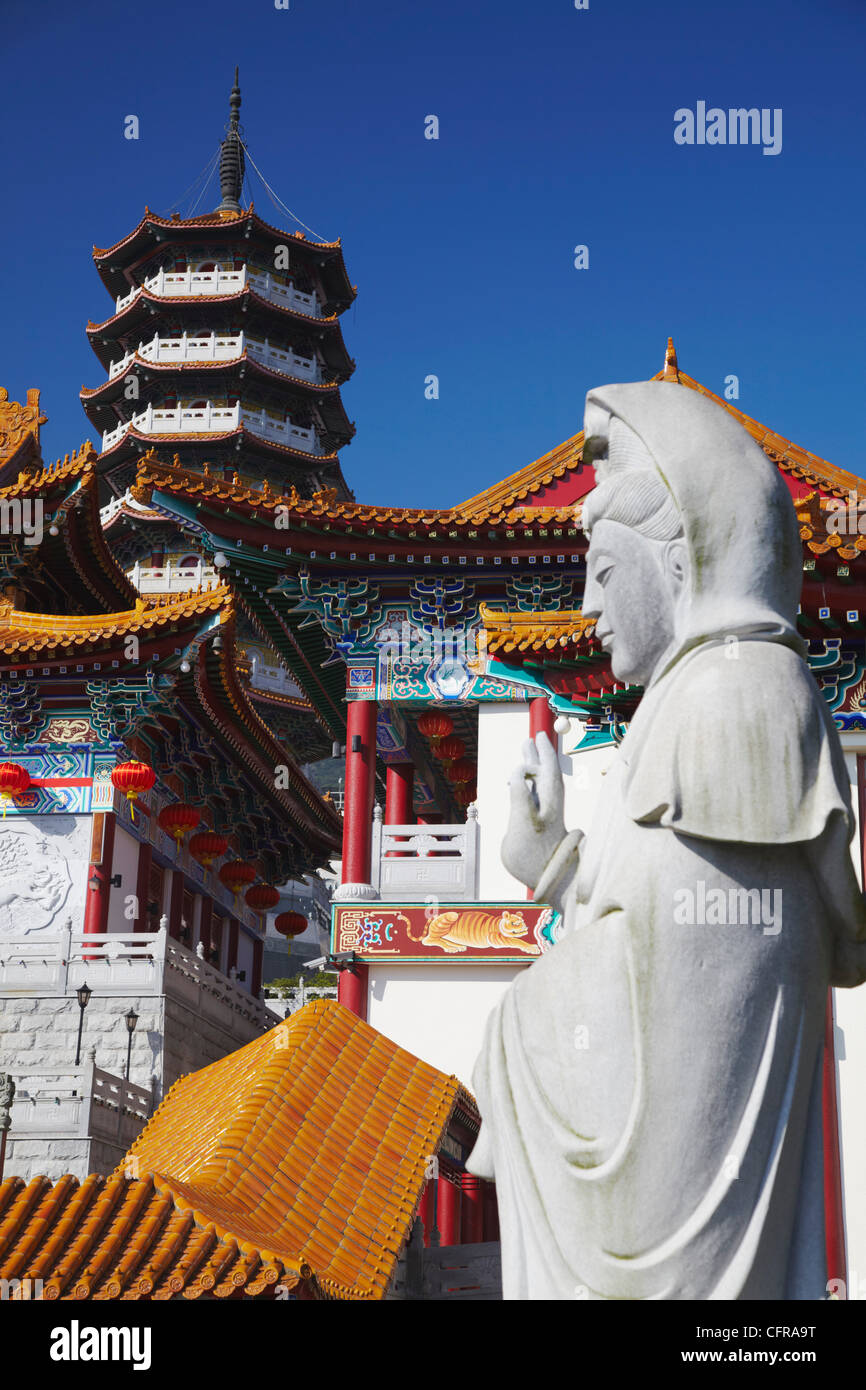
2;0;864;506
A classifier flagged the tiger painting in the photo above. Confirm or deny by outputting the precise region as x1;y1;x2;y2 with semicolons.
407;908;539;955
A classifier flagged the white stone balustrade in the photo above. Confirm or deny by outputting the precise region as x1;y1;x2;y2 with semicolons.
0;926;274;1034
102;400;323;455
99;493;127;524
242;407;323;455
108;333;322;384
370;805;480;900
247;652;305;698
128;560;220;595
113;265;321;318
246;337;322;382
102;401;241;450
10;1063;153;1151
247;269;321;318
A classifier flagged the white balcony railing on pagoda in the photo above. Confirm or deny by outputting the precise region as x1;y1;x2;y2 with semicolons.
247;270;321;318
102;401;241;450
99;493;128;525
247;652;305;698
246;337;322;382
114;266;322;318
102;401;324;455
108;333;322;384
370;805;480;901
241;407;324;455
128;560;221;595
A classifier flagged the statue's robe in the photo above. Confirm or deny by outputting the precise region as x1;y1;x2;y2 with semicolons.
467;637;865;1300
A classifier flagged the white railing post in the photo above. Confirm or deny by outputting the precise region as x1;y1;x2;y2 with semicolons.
465;803;479;897
371;804;383;894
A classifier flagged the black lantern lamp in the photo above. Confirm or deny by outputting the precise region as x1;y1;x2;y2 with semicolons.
74;981;92;1065
124;1007;139;1081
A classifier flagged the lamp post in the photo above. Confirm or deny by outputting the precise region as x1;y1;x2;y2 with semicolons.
74;982;92;1066
124;1008;139;1082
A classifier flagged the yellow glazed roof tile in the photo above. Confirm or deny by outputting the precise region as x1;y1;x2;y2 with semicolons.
0;1002;471;1301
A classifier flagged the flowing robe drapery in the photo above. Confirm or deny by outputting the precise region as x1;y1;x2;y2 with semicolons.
466;381;866;1301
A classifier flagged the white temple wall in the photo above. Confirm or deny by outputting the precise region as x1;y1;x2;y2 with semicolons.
476;703;529;899
0;813;89;937
476;703;616;899
107;824;141;931
236;928;254;983
366;963;526;1089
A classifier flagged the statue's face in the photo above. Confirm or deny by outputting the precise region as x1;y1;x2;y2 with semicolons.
583;519;683;685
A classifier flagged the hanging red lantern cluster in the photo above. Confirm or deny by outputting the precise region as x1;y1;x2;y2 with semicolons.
433;734;465;764
274;910;307;938
416;710;454;744
158;803;201;845
218;861;257;897
189;830;229;866
446;757;475;785
246;883;280;912
110;761;155;821
0;762;30;818
455;784;477;808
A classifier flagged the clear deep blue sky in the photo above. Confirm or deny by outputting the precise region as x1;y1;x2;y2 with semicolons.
3;0;864;506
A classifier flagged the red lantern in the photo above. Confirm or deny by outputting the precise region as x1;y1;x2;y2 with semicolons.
0;762;30;818
417;710;454;743
158;803;201;845
245;883;280;912
219;861;257;897
446;757;475;785
274;911;308;938
455;784;477;807
111;761;155;821
189;831;229;866
434;734;465;763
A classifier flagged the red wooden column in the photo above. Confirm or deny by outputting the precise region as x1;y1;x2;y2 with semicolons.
84;812;116;936
337;699;377;1019
438;1171;462;1247
340;699;378;887
133;839;152;933
461;1174;484;1245
529;696;556;746
483;1182;500;1242
385;762;414;855
417;1182;433;1247
528;698;557;899
385;762;414;824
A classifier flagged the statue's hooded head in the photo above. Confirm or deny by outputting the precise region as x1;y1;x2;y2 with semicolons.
580;382;803;688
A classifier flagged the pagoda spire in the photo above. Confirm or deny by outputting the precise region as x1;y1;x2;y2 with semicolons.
217;67;245;214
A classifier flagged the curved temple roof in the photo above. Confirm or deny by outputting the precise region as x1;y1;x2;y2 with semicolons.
0;1002;472;1301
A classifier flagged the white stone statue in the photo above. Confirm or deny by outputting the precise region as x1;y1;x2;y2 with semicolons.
467;382;866;1300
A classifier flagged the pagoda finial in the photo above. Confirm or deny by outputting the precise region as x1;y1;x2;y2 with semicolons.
663;336;679;382
217;67;245;215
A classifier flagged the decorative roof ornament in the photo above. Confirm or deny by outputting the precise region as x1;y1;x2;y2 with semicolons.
217;66;246;215
662;335;679;382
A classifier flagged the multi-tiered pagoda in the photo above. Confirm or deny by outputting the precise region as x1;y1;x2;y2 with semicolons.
82;71;356;504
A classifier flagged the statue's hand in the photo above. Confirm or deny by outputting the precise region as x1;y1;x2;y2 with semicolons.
501;731;567;889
